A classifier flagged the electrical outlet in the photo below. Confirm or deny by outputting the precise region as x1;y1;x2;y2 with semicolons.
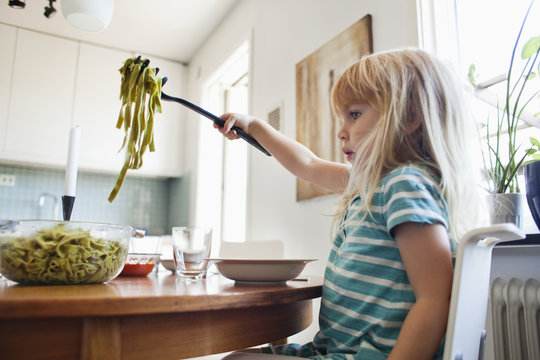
0;174;15;187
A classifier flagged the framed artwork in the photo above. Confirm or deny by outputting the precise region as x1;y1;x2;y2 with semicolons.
296;14;373;201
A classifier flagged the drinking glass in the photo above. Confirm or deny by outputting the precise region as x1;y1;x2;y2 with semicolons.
172;226;212;279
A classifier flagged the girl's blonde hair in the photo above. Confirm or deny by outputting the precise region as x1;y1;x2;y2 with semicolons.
331;48;486;240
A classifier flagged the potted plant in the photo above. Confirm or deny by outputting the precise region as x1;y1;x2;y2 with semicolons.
468;7;540;228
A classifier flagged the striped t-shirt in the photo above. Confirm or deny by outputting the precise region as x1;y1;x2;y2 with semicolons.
264;164;453;359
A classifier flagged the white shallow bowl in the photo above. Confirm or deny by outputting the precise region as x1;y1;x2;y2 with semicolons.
160;259;175;273
209;259;316;285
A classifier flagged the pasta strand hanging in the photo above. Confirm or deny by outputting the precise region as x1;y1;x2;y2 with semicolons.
108;57;162;202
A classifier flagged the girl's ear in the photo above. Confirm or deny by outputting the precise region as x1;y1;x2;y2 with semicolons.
405;118;422;134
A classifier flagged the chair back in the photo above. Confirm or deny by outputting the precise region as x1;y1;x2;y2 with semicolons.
443;224;525;360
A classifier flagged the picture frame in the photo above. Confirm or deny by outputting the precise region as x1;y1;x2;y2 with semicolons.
296;14;373;201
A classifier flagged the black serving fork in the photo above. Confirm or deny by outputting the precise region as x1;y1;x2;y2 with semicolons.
135;57;271;156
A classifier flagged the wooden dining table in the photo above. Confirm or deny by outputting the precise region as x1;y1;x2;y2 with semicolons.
0;272;322;360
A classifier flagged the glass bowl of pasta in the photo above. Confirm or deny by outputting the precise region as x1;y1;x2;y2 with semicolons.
0;220;131;285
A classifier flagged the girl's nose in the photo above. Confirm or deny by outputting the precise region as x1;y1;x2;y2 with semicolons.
337;125;347;141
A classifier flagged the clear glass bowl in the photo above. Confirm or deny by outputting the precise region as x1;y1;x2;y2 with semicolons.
0;220;131;285
119;253;160;276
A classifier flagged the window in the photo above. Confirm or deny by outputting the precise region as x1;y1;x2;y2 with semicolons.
455;0;539;130
419;0;539;86
196;40;250;253
419;0;540;188
222;74;249;243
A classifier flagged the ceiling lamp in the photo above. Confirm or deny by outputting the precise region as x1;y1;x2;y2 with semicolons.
43;0;56;18
8;0;25;8
61;0;114;33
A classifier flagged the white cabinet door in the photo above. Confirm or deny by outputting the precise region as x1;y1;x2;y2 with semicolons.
0;24;16;153
0;27;185;177
75;48;185;177
73;43;131;173
4;29;78;166
138;55;186;177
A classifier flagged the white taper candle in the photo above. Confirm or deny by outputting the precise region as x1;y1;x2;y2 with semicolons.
64;125;81;197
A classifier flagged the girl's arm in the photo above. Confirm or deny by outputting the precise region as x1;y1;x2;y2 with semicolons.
216;113;350;194
388;222;453;360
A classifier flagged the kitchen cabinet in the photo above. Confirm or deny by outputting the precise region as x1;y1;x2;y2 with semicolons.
74;45;186;177
0;24;16;154
0;25;186;177
3;29;78;167
72;43;130;174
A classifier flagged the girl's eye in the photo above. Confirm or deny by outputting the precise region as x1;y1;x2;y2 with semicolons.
350;111;361;119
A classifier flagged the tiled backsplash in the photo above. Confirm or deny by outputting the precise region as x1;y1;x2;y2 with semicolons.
0;164;190;235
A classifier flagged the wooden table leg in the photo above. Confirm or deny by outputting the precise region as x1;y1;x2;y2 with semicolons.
81;317;121;360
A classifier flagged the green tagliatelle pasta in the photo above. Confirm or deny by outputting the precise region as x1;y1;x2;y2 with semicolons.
108;57;163;202
0;224;127;285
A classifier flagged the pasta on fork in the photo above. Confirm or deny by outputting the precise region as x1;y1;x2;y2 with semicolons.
108;57;162;202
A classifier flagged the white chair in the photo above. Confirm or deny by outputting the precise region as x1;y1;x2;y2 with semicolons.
443;223;525;360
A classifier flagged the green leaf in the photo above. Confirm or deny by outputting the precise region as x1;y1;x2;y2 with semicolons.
531;137;540;148
468;64;477;87
522;36;540;59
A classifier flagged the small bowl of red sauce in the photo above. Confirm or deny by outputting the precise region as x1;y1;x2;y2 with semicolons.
120;253;160;276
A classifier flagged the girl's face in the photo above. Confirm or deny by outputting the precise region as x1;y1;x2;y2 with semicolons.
337;103;380;162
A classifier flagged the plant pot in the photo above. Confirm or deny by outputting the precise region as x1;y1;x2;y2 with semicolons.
524;160;540;231
487;193;526;229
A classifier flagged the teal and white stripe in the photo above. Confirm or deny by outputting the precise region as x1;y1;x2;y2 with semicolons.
265;164;452;359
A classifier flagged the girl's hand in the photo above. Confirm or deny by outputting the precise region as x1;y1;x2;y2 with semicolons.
216;112;350;193
214;113;254;140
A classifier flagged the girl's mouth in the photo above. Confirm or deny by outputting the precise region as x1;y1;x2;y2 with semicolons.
342;148;354;162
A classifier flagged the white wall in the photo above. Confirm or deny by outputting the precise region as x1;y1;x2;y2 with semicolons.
185;0;419;346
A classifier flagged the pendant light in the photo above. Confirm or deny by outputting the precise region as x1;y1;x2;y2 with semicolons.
44;0;56;18
8;0;25;9
61;0;114;33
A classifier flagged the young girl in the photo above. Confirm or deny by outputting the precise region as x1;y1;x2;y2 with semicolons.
215;48;484;359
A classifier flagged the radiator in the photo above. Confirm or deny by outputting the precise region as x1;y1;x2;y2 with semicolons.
490;277;540;360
